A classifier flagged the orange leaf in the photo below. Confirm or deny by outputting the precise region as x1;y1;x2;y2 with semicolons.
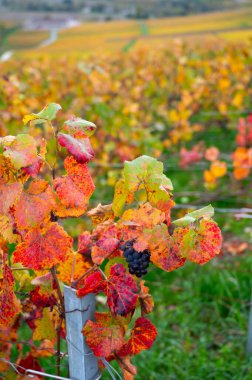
83;312;125;357
117;356;137;380
57;251;91;285
148;224;186;272
54;156;95;217
13;223;73;270
118;317;157;356
0;179;22;214
119;203;165;251
32;339;55;358
0;255;21;327
14;180;56;229
178;219;222;264
121;203;165;230
233;147;251;180
204;169;216;184
139;280;154;315
210;161;227;178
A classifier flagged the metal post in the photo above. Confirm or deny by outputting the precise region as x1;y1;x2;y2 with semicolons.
247;291;252;354
64;285;101;380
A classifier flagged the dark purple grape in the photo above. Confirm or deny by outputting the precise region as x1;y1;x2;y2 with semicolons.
121;240;150;277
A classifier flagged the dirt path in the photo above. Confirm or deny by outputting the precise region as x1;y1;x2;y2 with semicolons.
0;28;58;61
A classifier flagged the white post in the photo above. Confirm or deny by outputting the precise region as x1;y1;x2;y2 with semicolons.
64;285;101;380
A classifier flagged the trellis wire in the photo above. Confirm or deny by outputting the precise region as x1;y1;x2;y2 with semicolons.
90;161;252;170
173;204;252;214
0;345;120;380
87;198;252;219
0;358;70;379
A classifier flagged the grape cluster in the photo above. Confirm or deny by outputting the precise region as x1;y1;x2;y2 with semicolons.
121;241;151;278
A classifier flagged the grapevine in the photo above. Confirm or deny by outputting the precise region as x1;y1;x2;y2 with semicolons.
0;104;222;379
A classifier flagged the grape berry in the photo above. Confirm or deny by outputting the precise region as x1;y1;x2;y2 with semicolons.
121;241;151;278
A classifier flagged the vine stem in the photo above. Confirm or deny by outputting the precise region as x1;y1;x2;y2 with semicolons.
114;352;135;375
71;244;120;288
71;264;98;288
97;266;108;280
56;317;63;377
50;266;65;315
50;266;65;377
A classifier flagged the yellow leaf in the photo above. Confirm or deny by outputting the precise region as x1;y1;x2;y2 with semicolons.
33;309;56;341
210;161;227;178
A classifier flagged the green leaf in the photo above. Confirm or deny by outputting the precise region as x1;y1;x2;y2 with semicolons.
187;205;214;219
173;215;196;227
23;103;62;125
161;174;173;191
173;205;214;227
64;117;96;137
112;179;130;217
124;155;163;192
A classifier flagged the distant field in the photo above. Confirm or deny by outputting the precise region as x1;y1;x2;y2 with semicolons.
5;7;252;57
7;30;49;50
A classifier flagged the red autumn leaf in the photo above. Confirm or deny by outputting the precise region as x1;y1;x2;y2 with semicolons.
54;156;95;217
92;237;120;265
179;146;203;168
17;353;42;375
3;134;38;170
76;271;106;298
183;219;222;264
118;317;157;356
77;264;138;317
83;312;125;357
78;231;92;255
30;286;57;308
0;257;21;327
23;157;43;178
0;179;22;214
58;133;94;164
14;180;56;229
107;264;138;316
13;222;73;270
236;115;252;147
